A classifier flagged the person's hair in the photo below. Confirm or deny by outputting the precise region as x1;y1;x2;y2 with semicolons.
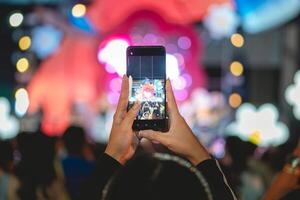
16;131;56;200
63;126;86;155
0;141;14;172
102;153;212;200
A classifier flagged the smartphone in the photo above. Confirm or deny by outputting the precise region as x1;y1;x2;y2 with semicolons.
127;46;168;131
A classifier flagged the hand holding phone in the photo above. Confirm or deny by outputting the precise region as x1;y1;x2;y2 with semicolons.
127;46;168;131
105;76;140;165
139;80;211;165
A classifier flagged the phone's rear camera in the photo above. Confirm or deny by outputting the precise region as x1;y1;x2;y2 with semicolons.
130;52;133;55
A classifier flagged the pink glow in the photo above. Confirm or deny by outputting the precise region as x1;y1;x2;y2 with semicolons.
178;36;192;50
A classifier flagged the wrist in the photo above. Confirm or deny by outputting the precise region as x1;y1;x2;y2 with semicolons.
188;147;211;165
105;146;124;165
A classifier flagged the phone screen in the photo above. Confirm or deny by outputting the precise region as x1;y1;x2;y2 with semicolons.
128;55;166;120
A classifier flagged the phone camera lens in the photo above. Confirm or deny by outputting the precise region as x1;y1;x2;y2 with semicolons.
130;52;133;55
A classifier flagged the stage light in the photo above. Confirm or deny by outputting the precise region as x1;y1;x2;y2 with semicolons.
9;12;23;27
203;4;239;39
230;61;244;76
182;73;192;87
15;88;29;117
285;70;300;120
16;57;29;73
107;91;120;105
109;77;122;92
230;33;244;48
98;39;129;76
178;36;191;50
72;4;86;18
226;103;289;147
31;25;63;59
237;0;300;34
19;36;31;51
174;89;188;101
166;54;180;80
173;53;185;67
229;93;242;108
172;76;187;90
0;97;19;140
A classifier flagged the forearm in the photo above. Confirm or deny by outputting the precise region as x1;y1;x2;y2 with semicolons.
262;173;290;200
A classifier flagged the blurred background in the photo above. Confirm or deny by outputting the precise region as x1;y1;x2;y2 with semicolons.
1;0;300;199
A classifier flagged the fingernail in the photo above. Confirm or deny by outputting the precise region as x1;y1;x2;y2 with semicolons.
138;131;145;137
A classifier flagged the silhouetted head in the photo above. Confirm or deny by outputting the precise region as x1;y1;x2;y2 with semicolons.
16;131;57;200
63;126;86;156
0;141;13;172
16;132;56;183
102;153;212;200
225;136;256;171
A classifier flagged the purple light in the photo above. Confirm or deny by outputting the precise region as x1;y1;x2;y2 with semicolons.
132;34;143;44
109;77;122;92
182;73;192;87
166;43;178;53
173;53;185;68
156;36;166;45
107;91;120;105
172;76;187;90
178;36;191;50
174;89;188;101
143;33;157;44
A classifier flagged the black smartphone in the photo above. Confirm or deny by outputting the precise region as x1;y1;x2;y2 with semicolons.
127;46;168;131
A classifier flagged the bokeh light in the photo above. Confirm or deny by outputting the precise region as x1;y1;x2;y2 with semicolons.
285;70;300;120
98;38;129;76
229;93;242;108
0;97;19;140
177;36;191;50
18;36;31;51
9;12;23;27
203;3;239;39
72;4;87;18
230;33;244;48
109;77;122;92
31;25;63;59
16;57;29;73
230;61;244;76
226;103;289;147
166;53;180;80
15;88;30;117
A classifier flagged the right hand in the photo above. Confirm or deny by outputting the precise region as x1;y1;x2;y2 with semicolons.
139;80;211;165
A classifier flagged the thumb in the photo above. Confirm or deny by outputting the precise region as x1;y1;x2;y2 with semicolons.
139;130;168;145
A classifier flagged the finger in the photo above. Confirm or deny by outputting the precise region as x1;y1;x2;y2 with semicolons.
166;79;179;118
132;134;140;151
139;130;168;146
115;75;129;120
123;101;141;126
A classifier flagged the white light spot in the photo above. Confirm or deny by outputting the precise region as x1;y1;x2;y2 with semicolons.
15;88;30;117
98;39;129;77
166;54;180;80
226;103;289;147
9;12;24;27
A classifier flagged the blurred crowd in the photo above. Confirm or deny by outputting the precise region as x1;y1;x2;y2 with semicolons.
0;125;299;200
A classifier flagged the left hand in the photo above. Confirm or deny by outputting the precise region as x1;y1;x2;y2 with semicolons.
105;75;140;165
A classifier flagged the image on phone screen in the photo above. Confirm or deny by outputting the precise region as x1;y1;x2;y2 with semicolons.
127;55;166;120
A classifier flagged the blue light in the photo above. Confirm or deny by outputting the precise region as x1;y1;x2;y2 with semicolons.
68;13;97;34
31;25;63;59
236;0;300;33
